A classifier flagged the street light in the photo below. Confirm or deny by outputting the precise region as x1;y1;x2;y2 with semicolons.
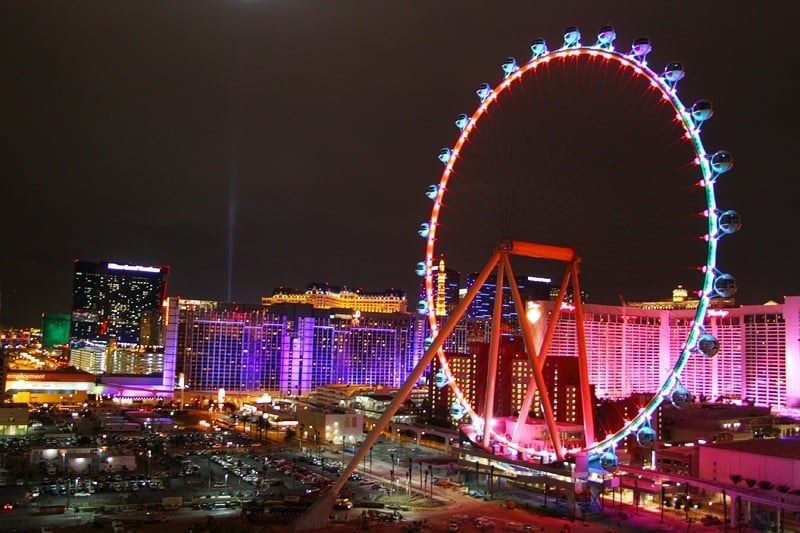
407;458;412;500
298;423;305;453
428;465;433;500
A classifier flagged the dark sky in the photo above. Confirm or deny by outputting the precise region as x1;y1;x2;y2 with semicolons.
2;1;799;327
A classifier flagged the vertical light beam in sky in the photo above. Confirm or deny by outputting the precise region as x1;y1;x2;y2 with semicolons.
227;155;238;303
226;14;246;304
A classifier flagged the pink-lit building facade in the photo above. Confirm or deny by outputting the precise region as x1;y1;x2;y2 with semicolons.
535;296;800;411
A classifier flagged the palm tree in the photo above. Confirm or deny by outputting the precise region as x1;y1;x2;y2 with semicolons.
757;481;774;491
745;478;758;488
730;474;743;485
776;485;790;533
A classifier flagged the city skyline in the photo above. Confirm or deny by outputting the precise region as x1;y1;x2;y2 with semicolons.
3;2;799;327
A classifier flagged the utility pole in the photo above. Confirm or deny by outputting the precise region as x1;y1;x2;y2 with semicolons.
428;465;433;500
489;464;494;500
390;453;395;492
408;458;412;500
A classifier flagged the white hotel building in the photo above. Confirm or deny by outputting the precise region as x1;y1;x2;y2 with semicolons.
534;296;799;411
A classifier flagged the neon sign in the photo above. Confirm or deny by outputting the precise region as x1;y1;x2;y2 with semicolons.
107;263;161;273
10;373;46;381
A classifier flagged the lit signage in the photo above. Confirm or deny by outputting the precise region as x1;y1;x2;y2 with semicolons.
528;276;552;283
107;263;161;273
9;373;46;381
707;309;729;318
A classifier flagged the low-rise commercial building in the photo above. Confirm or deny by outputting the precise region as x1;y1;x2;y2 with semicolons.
698;437;800;489
296;406;364;451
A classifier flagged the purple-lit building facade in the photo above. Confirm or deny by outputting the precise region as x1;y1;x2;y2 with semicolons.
164;297;421;395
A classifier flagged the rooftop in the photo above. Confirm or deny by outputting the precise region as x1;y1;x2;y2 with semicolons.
706;437;800;460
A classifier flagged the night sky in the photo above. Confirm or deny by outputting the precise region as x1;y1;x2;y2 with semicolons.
2;1;799;327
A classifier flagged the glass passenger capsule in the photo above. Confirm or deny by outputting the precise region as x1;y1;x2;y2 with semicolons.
691;100;713;123
530;38;548;58
596;25;616;48
476;83;492;102
438;148;452;163
713;273;737;298
630;37;652;61
718;210;742;234
434;369;449;389
697;333;720;357
671;385;692;408
600;451;618;472
636;426;657;448
501;57;519;77
563;26;581;48
663;62;685;84
710;151;733;174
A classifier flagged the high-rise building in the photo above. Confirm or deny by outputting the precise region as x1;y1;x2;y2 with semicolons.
427;350;476;427
534;297;800;411
527;356;596;426
164;297;420;395
423;257;461;317
70;260;169;345
426;339;524;427
465;273;552;322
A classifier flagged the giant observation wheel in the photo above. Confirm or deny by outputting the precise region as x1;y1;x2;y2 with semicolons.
417;26;741;465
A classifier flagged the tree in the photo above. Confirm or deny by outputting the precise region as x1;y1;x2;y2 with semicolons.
730;474;743;485
745;479;757;488
284;427;296;443
776;484;790;494
757;481;774;491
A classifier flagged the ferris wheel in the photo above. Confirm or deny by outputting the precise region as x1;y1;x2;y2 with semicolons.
416;26;741;466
